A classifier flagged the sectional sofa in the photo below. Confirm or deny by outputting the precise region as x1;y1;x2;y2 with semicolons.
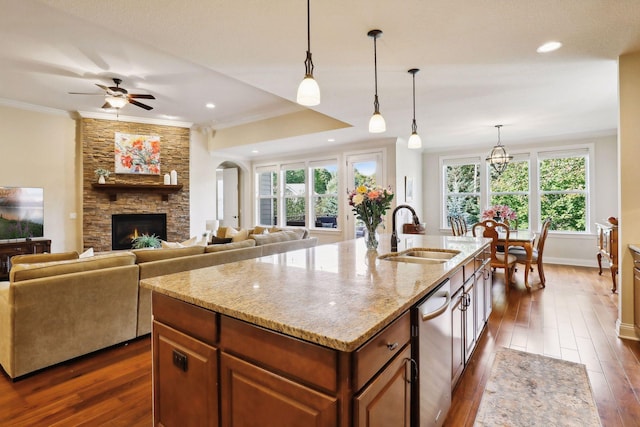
0;229;317;379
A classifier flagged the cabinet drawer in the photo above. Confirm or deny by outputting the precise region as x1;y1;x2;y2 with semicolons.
220;316;338;393
462;258;476;282
353;310;410;391
152;292;218;346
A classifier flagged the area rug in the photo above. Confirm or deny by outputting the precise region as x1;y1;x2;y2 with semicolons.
474;348;601;426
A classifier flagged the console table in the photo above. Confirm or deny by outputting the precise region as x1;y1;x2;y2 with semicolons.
596;220;618;292
0;239;51;280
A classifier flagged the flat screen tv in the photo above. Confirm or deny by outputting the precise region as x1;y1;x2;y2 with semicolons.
0;187;44;240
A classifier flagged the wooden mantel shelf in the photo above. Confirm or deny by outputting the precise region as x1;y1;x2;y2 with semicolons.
91;183;183;201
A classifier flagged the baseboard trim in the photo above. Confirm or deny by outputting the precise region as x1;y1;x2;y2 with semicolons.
616;320;640;341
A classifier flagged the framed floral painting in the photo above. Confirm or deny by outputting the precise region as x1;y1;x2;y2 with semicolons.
114;132;161;175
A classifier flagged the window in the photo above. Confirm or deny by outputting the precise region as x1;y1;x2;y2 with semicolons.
311;161;338;229
489;156;530;230
443;158;481;227
441;145;591;234
538;150;588;232
256;167;277;226
283;163;306;226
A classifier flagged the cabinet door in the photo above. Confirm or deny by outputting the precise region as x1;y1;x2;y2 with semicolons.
451;289;464;387
463;278;476;363
220;352;337;427
153;321;219;427
354;345;412;427
475;269;485;339
483;263;492;320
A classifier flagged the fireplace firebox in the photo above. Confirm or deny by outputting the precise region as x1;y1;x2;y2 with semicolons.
112;213;167;250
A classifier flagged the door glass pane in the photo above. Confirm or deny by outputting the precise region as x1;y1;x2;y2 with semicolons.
284;168;305;226
312;164;338;229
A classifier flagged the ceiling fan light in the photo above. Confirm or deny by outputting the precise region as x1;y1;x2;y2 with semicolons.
369;112;386;133
408;132;422;149
106;95;127;109
297;76;320;106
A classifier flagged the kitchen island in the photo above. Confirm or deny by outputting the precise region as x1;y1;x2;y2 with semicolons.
141;235;491;427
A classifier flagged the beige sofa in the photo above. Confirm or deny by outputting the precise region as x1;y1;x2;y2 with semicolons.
0;252;139;379
0;230;317;378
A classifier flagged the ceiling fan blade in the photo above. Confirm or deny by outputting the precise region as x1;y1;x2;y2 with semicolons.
128;94;155;99
101;102;112;109
96;84;109;91
129;99;153;110
68;92;104;95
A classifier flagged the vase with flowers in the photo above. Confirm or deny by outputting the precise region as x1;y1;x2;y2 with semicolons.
481;204;517;228
348;184;394;250
94;168;111;184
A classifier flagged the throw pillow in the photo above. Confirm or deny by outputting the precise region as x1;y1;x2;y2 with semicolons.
225;227;248;242
216;227;228;238
211;236;233;245
161;236;199;249
253;226;268;235
79;247;94;258
268;226;282;234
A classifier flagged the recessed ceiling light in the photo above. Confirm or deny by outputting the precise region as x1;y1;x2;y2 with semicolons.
206;103;216;109
251;150;259;154
537;41;562;53
328;138;335;142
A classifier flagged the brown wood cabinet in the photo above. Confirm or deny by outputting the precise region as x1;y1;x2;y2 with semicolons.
354;345;412;427
0;238;51;280
596;220;618;292
152;292;413;427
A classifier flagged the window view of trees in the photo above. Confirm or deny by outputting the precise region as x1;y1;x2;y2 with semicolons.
443;148;589;233
539;155;587;232
490;159;529;230
312;165;338;228
445;162;480;226
284;168;306;225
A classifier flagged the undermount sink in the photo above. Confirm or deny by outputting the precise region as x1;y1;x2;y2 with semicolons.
378;248;461;264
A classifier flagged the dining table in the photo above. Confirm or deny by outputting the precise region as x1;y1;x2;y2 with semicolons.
498;229;536;289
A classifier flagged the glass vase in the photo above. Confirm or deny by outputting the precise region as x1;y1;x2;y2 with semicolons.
364;224;380;250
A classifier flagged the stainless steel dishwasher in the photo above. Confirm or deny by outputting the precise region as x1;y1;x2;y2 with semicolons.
412;279;452;427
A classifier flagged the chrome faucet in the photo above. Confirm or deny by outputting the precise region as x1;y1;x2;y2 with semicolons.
391;204;421;252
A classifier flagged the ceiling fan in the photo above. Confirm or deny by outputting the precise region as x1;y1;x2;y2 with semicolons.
69;78;155;110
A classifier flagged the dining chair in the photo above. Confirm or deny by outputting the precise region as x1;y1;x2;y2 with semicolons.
509;217;552;287
449;216;466;236
472;219;517;293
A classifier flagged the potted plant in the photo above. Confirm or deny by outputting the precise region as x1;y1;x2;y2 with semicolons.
94;168;111;184
131;233;161;249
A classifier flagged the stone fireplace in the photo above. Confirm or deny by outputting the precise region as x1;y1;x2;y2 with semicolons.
80;118;190;252
112;213;167;250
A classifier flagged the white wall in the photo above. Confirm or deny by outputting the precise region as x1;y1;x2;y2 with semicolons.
0;105;77;252
395;137;424;224
189;128;218;239
422;134;618;267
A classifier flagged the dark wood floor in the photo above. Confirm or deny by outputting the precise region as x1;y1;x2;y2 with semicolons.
1;264;638;426
446;264;640;427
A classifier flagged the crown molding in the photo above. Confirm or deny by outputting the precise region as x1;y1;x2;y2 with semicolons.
0;98;69;117
75;111;193;128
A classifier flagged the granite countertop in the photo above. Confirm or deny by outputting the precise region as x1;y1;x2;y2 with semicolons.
141;234;489;352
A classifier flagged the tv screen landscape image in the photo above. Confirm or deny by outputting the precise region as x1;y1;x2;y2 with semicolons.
0;187;44;240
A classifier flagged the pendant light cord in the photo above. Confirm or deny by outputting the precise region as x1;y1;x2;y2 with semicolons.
304;0;313;77
373;35;380;113
411;72;417;132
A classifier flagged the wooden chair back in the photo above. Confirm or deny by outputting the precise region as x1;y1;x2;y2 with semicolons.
449;215;467;236
536;218;552;258
472;219;510;266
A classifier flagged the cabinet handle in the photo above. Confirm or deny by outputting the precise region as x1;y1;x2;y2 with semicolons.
386;342;399;351
172;349;188;372
404;358;418;383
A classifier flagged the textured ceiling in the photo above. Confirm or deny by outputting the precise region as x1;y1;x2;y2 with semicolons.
2;0;640;158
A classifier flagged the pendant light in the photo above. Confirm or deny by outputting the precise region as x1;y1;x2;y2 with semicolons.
407;68;422;149
486;125;513;174
368;29;386;133
296;0;320;106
